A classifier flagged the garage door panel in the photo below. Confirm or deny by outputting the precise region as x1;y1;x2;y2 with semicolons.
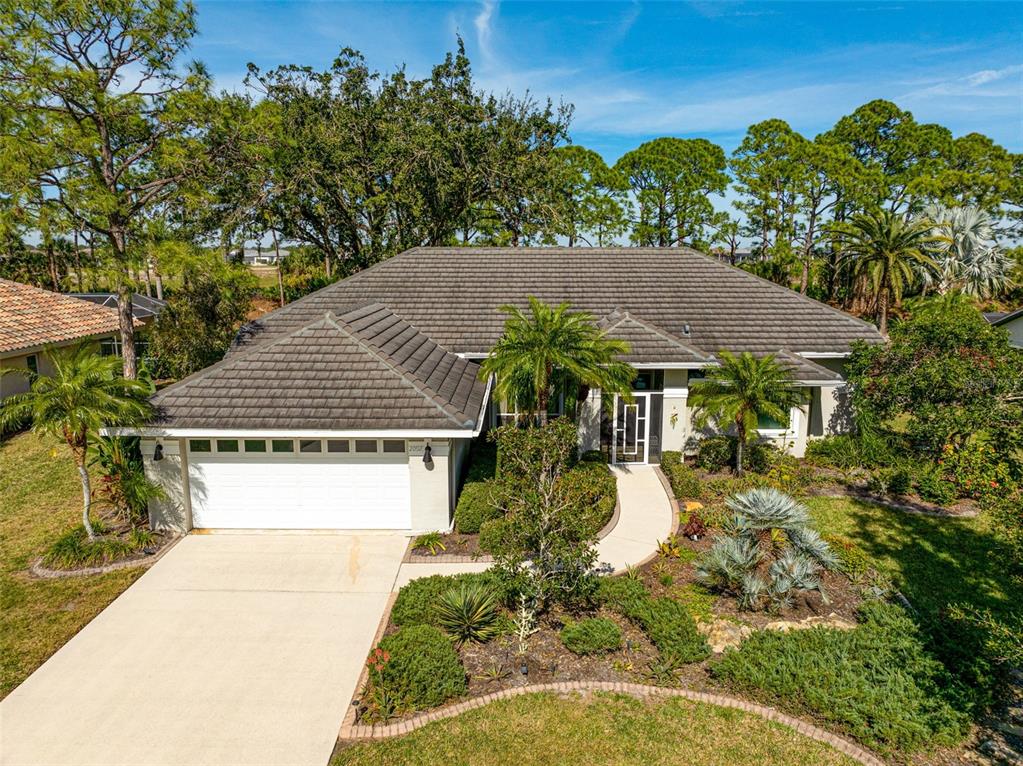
188;456;411;529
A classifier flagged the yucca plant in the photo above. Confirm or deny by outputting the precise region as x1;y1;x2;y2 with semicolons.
696;488;837;610
435;581;501;644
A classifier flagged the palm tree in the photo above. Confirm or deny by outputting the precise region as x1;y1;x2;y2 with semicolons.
832;209;936;336
0;345;153;539
480;297;636;425
923;204;1012;299
688;351;807;476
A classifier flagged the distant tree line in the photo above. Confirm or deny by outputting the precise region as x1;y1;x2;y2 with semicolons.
1;0;1020;379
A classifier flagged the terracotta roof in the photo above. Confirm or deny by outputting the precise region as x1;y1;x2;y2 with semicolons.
151;304;489;431
233;247;882;361
0;279;128;355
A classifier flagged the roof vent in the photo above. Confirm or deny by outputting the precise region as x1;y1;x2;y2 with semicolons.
682;323;691;336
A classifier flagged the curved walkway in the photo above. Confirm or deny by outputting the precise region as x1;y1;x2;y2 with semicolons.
338;680;884;766
393;463;676;588
596;464;675;574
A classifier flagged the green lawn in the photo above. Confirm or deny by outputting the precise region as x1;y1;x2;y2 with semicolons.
0;432;143;698
333;692;857;766
806;496;1020;623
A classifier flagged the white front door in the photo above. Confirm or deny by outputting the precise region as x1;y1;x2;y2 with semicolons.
187;451;412;530
612;392;650;464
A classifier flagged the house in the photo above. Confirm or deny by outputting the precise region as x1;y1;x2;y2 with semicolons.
68;292;168;325
237;247;290;265
0;279;133;399
129;247;881;534
985;307;1023;349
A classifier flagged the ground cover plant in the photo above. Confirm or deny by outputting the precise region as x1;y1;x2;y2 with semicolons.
560;617;622;656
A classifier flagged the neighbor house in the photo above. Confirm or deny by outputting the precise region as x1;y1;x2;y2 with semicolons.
69;292;167;325
127;248;881;534
985;307;1023;349
0;279;132;400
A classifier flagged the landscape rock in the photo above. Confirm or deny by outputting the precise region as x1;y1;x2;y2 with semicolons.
763;613;857;633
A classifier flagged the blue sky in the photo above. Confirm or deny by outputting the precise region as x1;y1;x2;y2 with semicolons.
191;1;1023;161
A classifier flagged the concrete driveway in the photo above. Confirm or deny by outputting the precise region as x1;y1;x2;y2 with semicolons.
0;533;407;766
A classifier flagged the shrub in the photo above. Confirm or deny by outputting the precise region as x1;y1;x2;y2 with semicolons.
579;449;606;463
696;488;838;610
435;581;501;643
598;576;708;663
560;617;623;655
695;435;733;472
660;451;702;500
368;625;467;714
984;488;1023;568
804;434;863;470
915;466;956;506
464;439;498;483
453;479;505;533
558;461;617;536
478;516;513;556
937;441;1014;500
43;522;138;569
391;572;503;628
712;600;970;755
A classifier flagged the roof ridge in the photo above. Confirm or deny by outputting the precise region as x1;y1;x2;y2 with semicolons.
602;310;715;362
683;250;880;334
323;311;476;428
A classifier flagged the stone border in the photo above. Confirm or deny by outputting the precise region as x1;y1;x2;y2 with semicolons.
30;534;182;579
337;680;884;766
338;590;399;737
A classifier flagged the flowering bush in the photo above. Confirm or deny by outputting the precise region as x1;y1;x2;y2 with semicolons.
936;442;1014;500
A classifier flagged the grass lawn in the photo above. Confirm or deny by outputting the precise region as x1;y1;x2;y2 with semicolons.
805;495;1021;623
333;692;857;766
0;432;143;698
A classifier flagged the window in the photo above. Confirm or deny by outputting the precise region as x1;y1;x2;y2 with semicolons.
271;439;295;453
299;439;322;453
354;439;378;453
243;439;267;453
26;354;38;375
382;440;405;453
757;412;790;431
326;439;350;453
216;439;239;453
189;439;212;453
688;369;706;381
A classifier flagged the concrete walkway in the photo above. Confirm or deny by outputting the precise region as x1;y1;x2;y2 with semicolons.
596;465;675;573
0;534;407;766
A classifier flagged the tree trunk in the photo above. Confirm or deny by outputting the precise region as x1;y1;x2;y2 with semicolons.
143;260;153;298
75;456;95;541
735;431;745;477
877;284;889;337
47;243;59;290
271;229;285;307
154;263;164;301
109;225;138;378
73;230;83;291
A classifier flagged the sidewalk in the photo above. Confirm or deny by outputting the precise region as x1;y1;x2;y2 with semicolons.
596;465;675;573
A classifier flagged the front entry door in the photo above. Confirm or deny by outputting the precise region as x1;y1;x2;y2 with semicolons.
613;392;650;464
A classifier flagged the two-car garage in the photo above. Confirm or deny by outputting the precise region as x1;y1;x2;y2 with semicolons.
184;437;413;530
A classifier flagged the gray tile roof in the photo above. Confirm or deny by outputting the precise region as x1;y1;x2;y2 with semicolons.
233;247;882;360
151;304;487;431
598;310;714;365
772;351;843;384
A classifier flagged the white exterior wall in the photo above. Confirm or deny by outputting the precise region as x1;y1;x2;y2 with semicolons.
142;438;191;533
661;369;688;452
999;315;1023;349
408;439;453;532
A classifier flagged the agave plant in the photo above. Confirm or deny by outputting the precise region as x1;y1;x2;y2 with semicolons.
696;488;837;610
434;581;501;644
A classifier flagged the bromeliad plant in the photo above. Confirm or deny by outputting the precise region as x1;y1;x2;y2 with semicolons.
696;488;839;610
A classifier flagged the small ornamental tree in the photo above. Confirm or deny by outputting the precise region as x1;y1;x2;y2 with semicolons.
696;488;839;610
0;345;153;539
485;420;599;610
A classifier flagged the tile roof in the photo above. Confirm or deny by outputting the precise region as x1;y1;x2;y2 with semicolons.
151;304;488;431
772;351;843;384
232;247;882;361
0;279;127;355
598;310;715;365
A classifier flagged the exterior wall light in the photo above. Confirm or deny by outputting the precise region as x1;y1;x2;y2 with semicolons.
422;443;432;466
153;443;164;462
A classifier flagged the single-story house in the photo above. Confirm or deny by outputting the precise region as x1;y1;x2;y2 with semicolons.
985;307;1023;349
0;279;134;399
69;292;168;325
129;247;881;534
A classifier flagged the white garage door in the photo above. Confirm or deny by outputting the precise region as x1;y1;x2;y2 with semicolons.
186;438;412;530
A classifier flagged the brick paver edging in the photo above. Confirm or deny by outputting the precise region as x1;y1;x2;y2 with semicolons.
337;680;885;766
30;534;182;579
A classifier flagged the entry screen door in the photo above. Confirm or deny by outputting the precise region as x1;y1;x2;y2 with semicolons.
613;393;649;464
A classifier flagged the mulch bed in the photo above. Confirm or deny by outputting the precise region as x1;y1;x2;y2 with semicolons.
406;533;489;561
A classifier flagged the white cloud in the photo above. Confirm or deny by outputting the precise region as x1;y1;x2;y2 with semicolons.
474;0;497;64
